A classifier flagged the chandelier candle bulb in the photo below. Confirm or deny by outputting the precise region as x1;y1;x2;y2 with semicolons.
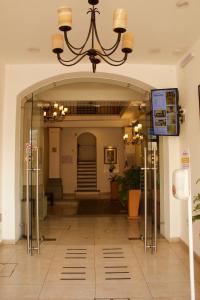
59;105;64;111
63;107;68;113
122;32;134;53
134;126;139;133
113;9;127;33
52;34;64;53
58;7;72;31
123;133;128;140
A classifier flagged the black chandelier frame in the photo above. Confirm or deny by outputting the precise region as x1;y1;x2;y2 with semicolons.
53;0;132;73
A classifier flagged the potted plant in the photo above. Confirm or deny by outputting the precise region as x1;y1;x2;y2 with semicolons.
193;179;200;222
116;167;141;218
108;162;119;201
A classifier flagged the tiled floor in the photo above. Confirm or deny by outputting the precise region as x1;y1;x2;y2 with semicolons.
0;214;200;300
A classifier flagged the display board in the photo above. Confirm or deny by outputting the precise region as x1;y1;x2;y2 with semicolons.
151;88;180;136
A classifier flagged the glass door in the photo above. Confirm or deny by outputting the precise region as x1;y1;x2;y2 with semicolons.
22;94;44;255
139;106;160;253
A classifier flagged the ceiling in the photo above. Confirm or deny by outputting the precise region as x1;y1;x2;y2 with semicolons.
0;0;199;65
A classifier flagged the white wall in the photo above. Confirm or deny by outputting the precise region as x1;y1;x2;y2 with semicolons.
61;127;125;194
177;39;200;256
1;63;177;241
159;137;181;240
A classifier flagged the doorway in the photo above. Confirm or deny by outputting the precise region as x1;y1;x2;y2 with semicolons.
77;132;97;192
20;75;161;256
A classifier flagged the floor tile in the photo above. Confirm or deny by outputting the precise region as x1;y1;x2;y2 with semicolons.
0;284;42;299
0;214;200;300
39;284;95;299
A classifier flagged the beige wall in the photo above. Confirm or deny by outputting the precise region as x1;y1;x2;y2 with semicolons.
60;127;125;194
49;128;61;178
0;64;5;239
177;38;200;256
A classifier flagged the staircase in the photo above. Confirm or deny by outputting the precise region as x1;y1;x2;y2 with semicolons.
76;161;97;192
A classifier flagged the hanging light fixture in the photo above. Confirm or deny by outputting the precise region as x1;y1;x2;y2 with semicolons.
52;0;134;73
42;102;69;121
123;122;144;145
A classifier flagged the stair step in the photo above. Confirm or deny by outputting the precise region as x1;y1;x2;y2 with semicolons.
78;165;96;168
76;188;98;191
78;179;96;183
77;161;97;192
77;183;97;187
77;167;96;170
77;172;96;175
78;161;96;164
77;173;96;179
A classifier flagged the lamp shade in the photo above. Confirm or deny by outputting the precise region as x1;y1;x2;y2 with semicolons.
122;32;134;53
113;9;127;33
58;7;72;31
52;34;64;53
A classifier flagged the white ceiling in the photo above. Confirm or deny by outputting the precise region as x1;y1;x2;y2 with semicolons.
0;0;199;65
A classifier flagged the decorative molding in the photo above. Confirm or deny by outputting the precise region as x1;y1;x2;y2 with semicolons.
168;237;181;243
179;238;200;264
169;237;200;264
1;240;16;245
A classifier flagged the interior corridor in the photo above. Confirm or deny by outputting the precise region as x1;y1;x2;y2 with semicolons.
0;214;200;300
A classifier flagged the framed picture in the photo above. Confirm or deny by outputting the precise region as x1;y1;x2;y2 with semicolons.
104;147;117;164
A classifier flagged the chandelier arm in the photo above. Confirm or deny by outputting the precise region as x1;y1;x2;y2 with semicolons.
96;50;128;63
57;49;89;63
57;52;88;66
64;15;93;52
97;52;128;65
64;32;89;56
94;21;122;53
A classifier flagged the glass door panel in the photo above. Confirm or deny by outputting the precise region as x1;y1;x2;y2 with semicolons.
139;105;160;252
22;95;44;255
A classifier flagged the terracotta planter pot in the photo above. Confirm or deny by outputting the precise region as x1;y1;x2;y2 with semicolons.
110;181;119;201
128;189;141;219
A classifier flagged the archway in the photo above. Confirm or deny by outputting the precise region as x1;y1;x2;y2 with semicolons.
2;69;172;243
77;132;96;162
77;132;97;192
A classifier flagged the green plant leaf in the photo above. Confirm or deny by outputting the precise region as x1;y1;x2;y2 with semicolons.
192;178;200;222
193;215;200;222
193;203;200;212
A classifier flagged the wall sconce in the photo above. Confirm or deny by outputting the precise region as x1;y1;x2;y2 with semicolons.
123;122;144;145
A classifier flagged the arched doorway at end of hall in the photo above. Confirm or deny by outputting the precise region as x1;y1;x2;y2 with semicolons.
77;132;97;192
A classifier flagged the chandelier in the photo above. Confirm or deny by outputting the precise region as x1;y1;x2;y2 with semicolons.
52;0;134;73
42;102;68;121
123;122;144;145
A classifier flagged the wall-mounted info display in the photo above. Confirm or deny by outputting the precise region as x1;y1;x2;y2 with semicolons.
151;88;180;136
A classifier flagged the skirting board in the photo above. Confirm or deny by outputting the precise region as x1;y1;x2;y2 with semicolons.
169;237;200;264
1;239;16;245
